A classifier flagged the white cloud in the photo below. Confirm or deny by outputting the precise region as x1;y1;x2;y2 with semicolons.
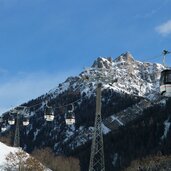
155;20;171;36
0;70;79;115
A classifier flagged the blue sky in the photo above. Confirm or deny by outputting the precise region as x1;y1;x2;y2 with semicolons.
0;0;171;113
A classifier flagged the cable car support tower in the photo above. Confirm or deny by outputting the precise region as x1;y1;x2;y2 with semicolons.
83;65;114;171
89;81;105;171
9;106;29;147
14;111;20;147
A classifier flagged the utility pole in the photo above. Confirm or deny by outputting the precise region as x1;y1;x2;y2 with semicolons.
89;82;105;171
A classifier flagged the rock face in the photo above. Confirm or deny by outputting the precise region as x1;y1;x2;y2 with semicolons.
1;52;170;171
84;52;163;100
114;52;134;63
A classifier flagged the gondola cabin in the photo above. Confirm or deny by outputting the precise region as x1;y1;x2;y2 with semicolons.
23;118;29;126
1;124;7;132
8;116;15;125
160;69;171;97
65;111;75;125
44;107;54;121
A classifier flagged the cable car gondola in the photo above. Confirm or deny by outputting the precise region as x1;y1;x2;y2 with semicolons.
8;115;15;125
44;103;54;122
65;104;75;125
22;117;29;126
1;124;7;132
160;69;171;97
160;50;171;97
22;107;30;126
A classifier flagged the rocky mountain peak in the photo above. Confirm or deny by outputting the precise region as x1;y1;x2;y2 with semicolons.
114;52;134;63
92;57;113;69
54;52;164;101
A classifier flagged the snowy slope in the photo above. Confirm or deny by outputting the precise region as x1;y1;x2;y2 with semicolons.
0;142;51;171
0;142;18;169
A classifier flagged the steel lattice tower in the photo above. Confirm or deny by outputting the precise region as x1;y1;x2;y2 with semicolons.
14;113;20;147
89;83;105;171
82;65;114;171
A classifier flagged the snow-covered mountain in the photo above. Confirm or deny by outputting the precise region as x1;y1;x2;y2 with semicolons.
1;52;169;171
48;52;164;101
26;52;164;149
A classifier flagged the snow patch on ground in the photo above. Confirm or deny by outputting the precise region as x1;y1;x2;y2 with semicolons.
33;128;40;141
112;153;118;166
111;115;124;126
161;118;171;140
0;142;18;168
102;123;111;134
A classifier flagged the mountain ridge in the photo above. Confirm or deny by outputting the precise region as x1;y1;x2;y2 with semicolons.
1;52;169;171
46;52;164;102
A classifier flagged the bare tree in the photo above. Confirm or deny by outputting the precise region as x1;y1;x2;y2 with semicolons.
4;149;45;171
32;147;80;171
